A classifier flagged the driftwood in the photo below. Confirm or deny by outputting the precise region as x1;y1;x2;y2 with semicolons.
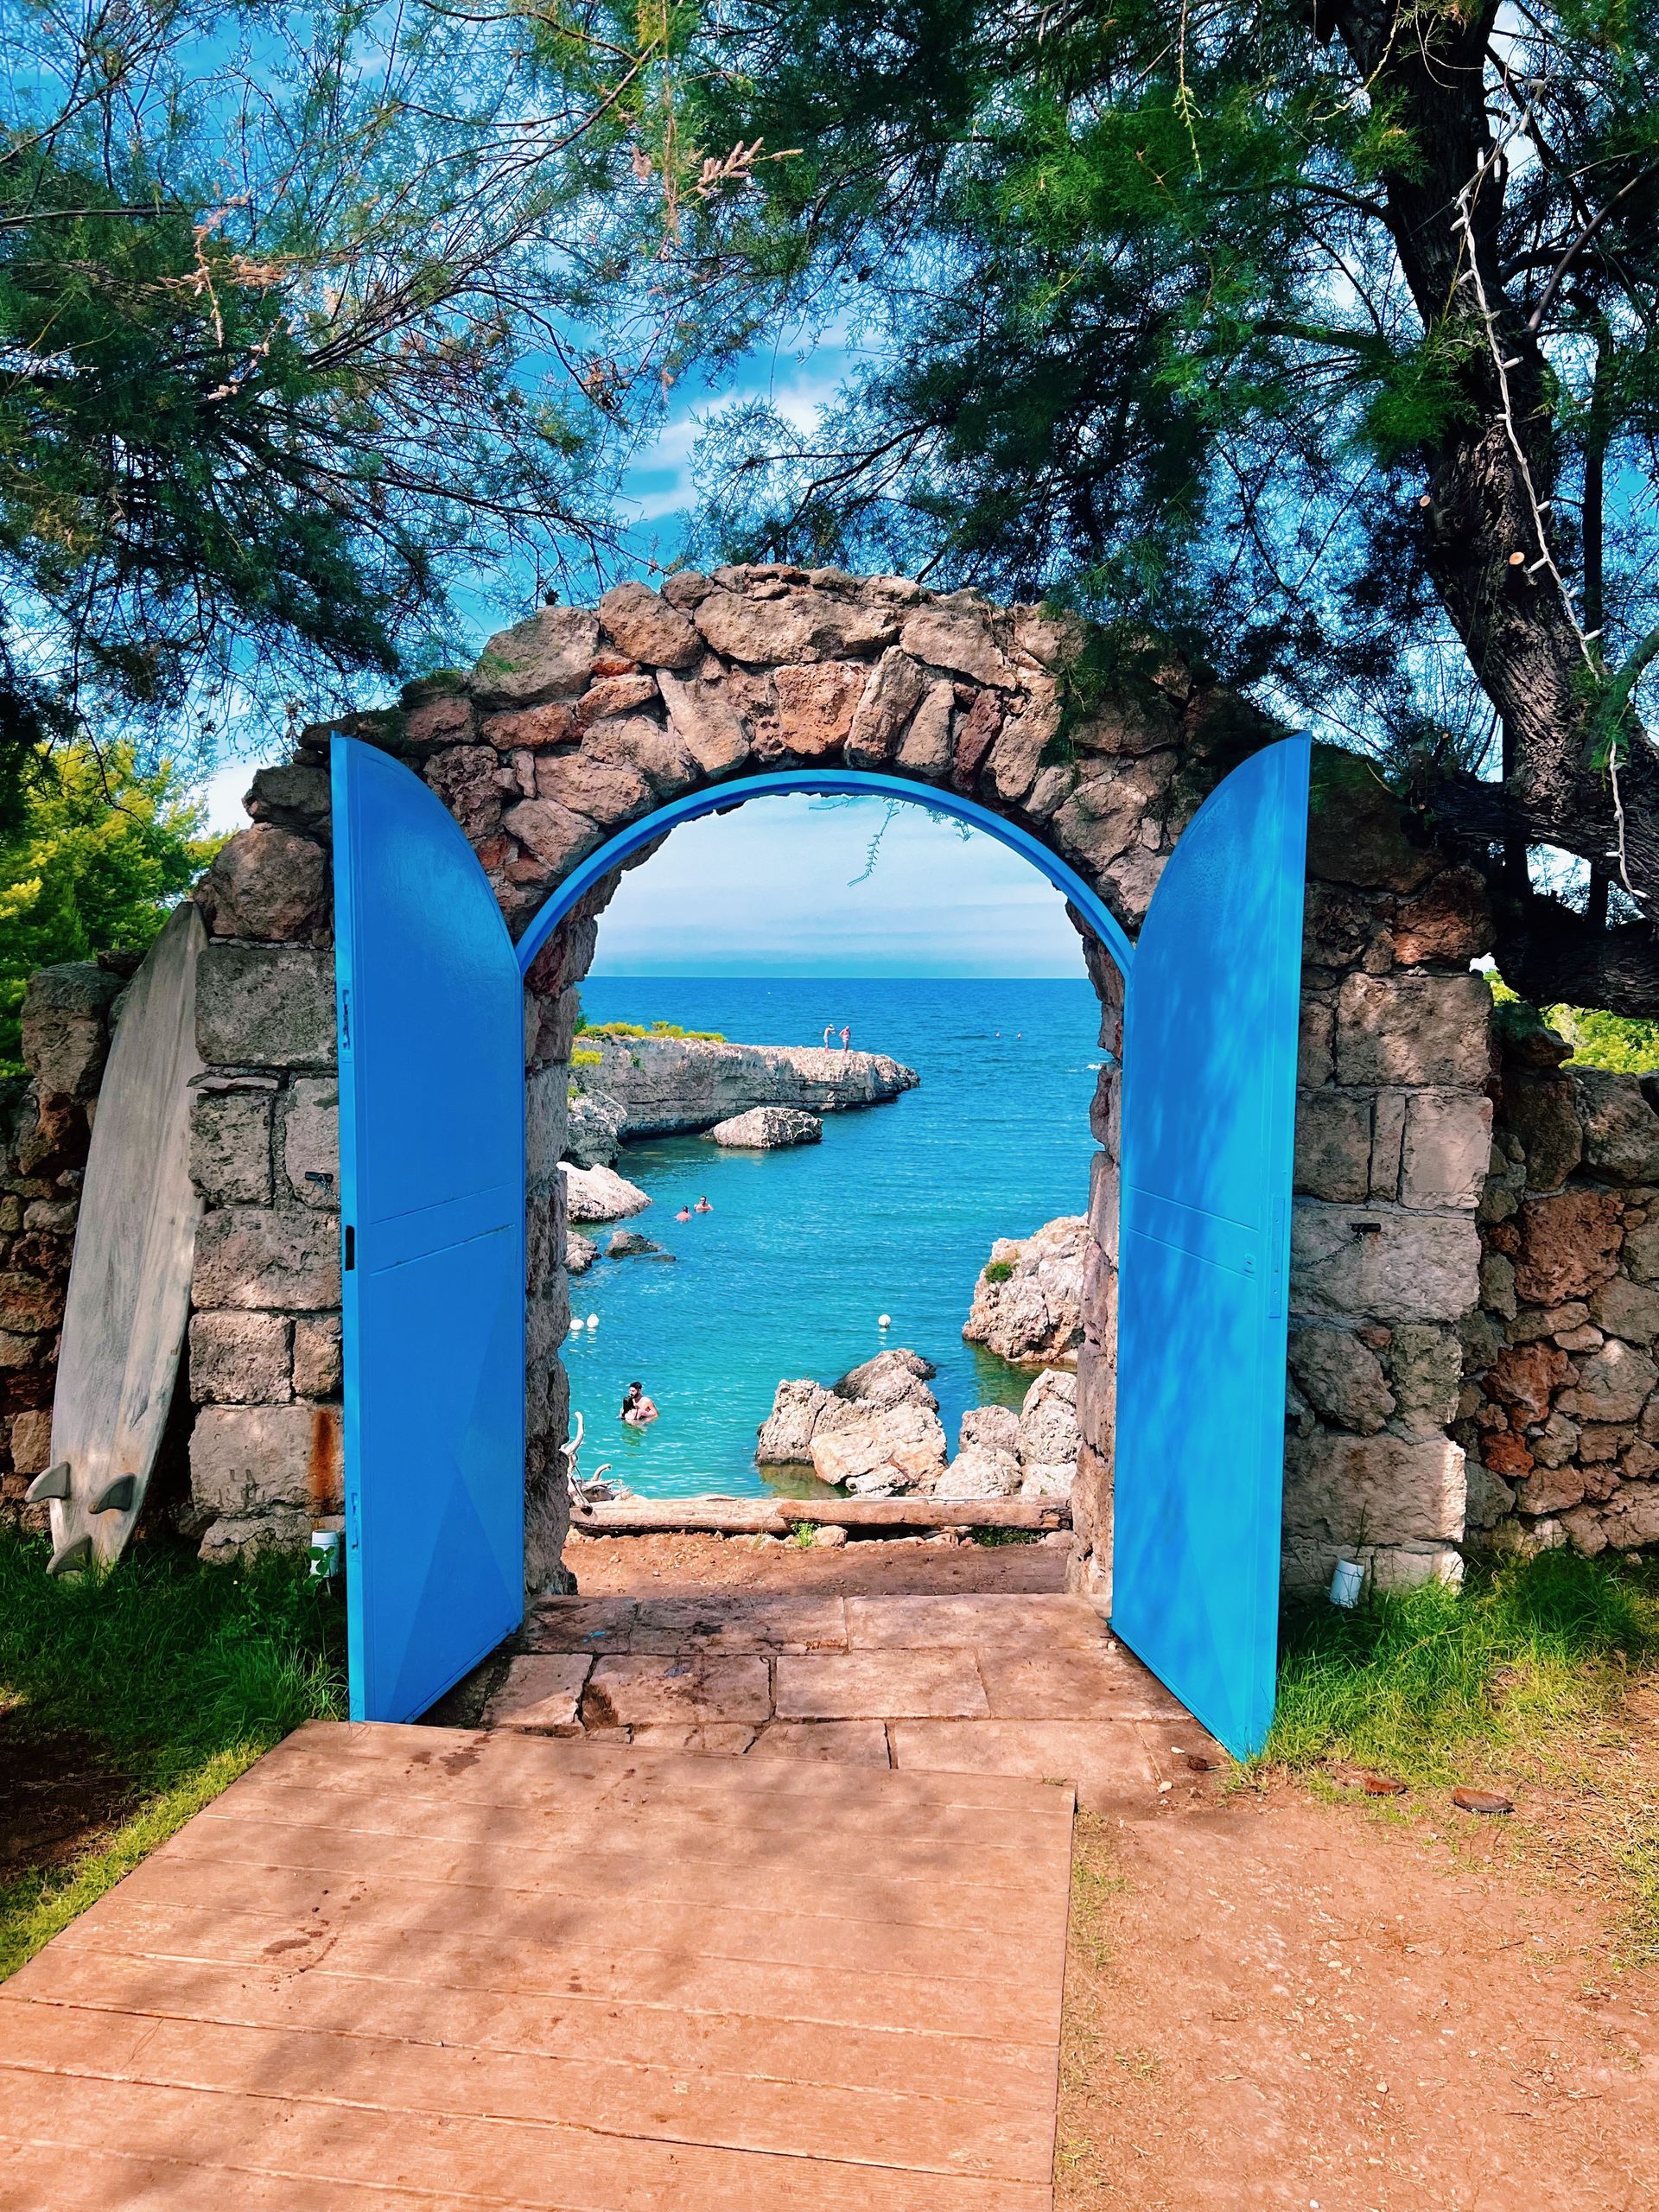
571;1495;1071;1536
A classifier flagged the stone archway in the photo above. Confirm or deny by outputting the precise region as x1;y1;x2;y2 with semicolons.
5;563;1497;1603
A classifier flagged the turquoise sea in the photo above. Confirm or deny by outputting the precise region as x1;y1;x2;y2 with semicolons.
563;977;1103;1498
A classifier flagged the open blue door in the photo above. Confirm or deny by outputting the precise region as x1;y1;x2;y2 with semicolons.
333;737;525;1722
1112;736;1310;1758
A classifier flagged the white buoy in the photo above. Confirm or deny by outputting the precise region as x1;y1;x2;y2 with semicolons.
568;1320;582;1338
878;1313;892;1329
586;1313;600;1330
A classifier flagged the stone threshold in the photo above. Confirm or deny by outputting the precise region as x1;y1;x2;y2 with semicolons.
573;1495;1071;1535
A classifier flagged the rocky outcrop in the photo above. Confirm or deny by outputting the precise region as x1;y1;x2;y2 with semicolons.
570;1036;916;1143
566;1230;597;1275
963;1216;1086;1365
756;1347;947;1495
565;1089;626;1169
607;1230;669;1259
559;1162;650;1222
708;1105;823;1149
933;1370;1081;1501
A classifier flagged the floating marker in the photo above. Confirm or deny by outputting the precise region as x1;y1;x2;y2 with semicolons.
48;1535;93;1577
586;1313;599;1329
878;1313;892;1329
90;1474;138;1515
24;1460;70;1504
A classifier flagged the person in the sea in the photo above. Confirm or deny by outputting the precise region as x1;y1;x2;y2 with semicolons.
620;1381;658;1426
675;1205;691;1222
840;1024;850;1051
694;1195;713;1213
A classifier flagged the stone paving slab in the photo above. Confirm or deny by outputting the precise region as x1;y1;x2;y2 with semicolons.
483;1653;592;1732
752;1720;893;1765
843;1593;1110;1651
631;1593;849;1653
583;1653;773;1728
0;1722;1071;2210
775;1649;992;1721
890;1719;1160;1813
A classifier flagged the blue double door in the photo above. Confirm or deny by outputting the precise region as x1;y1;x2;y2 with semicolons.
332;734;1310;1753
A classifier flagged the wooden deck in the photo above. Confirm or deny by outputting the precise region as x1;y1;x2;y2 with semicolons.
0;1719;1077;2210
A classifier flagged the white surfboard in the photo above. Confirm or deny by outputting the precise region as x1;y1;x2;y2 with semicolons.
38;903;205;1570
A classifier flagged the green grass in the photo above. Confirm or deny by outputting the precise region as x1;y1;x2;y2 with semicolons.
972;1525;1039;1547
575;1020;726;1044
0;1529;346;1980
982;1259;1014;1284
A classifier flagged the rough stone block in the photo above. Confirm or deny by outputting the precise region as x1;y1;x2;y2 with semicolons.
197;945;334;1068
1294;1090;1371;1203
9;1408;51;1475
502;797;601;875
473;607;599;703
533;752;653;825
1500;1072;1582;1192
195;825;328;941
282;1077;339;1207
1287;1325;1394;1433
1298;997;1335;1086
1588;1274;1659;1347
1571;1069;1659;1184
1284;1427;1466;1547
189;1402;342;1516
1391;867;1493;965
197;1503;312;1565
1514;1189;1623;1304
597;580;702;669
188;1311;293;1403
1334;972;1492;1087
1291;1205;1480;1324
292;1313;342;1399
189;1086;273;1205
768;661;865;760
1557;1338;1659;1423
1624;1215;1659;1284
21;963;121;1096
193;1207;340;1311
1399;1090;1493;1211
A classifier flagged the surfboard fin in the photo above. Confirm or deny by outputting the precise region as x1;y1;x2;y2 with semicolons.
47;1535;92;1576
91;1474;138;1515
24;1460;70;1503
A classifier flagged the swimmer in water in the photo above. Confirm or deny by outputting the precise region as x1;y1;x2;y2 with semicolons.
695;1195;713;1213
676;1206;691;1222
620;1381;658;1426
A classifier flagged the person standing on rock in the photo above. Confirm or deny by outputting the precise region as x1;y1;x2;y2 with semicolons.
840;1024;850;1052
822;1023;835;1047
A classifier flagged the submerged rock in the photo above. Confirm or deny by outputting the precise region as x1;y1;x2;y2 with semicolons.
566;1229;598;1275
963;1215;1087;1364
607;1230;666;1258
707;1105;823;1149
560;1160;651;1222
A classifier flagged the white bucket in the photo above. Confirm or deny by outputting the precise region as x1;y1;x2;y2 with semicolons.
1329;1557;1363;1609
309;1529;342;1581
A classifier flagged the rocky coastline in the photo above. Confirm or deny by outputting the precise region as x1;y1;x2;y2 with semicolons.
564;1033;917;1166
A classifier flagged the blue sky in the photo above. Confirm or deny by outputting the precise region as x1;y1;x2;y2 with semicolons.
201;329;1090;978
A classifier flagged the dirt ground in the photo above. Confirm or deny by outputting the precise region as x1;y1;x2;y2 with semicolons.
561;1535;1659;2210
0;1707;135;1888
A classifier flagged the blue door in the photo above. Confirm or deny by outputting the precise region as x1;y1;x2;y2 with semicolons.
333;738;526;1722
1112;736;1311;1758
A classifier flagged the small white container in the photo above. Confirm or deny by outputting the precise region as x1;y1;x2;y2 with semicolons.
1329;1556;1363;1608
309;1529;342;1581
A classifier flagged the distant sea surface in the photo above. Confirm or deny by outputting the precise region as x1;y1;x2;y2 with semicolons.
564;977;1102;1498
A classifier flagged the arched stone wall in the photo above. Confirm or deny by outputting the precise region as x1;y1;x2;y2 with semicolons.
3;565;1514;1604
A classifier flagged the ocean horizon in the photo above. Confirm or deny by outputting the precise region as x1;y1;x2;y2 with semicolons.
562;976;1103;1499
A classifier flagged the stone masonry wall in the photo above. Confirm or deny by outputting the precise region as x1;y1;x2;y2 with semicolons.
5;569;1516;1604
1456;1014;1659;1559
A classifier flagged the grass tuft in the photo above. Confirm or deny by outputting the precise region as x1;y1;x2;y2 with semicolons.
0;1529;345;1980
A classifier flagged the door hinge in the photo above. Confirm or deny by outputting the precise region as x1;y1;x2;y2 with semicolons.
344;1224;356;1272
339;987;352;1050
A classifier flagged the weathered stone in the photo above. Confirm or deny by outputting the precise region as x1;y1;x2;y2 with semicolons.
190;1402;342;1516
502;797;602;874
758;1378;846;1464
1621;1436;1659;1482
21;963;121;1097
196;1503;313;1565
1557;1338;1659;1423
660;570;711;609
574;674;658;728
563;1087;623;1169
1294;1090;1372;1203
963;1216;1086;1363
192;1208;340;1311
245;761;332;827
533;752;652;825
1399;1090;1493;1211
559;1161;651;1221
607;1229;665;1259
1386;1325;1459;1435
1052;756;1166;878
893;683;956;781
1626;1215;1659;1283
1305;747;1436;892
707;1106;822;1149
1529;1409;1580;1469
899;606;1019;689
843;649;928;767
188;1311;292;1404
597;581;702;668
1480;1251;1517;1319
952;689;1003;789
834;1346;938;1411
655;673;751;778
1588;1484;1659;1549
474;607;600;702
988;696;1063;804
1513;1189;1623;1304
9;1408;52;1476
1516;1464;1586;1516
197;945;334;1068
564;1229;597;1276
1487;1339;1569;1421
766;662;864;760
480;701;575;749
960;1403;1020;1455
196;823;329;944
1587;1274;1659;1347
21;1196;73;1234
935;1444;1022;1498
190;1087;273;1205
1283;1428;1465;1548
1016;1367;1080;1469
1290;1205;1480;1324
1334;972;1492;1088
1571;1069;1659;1183
1501;1072;1582;1192
421;744;507;844
693;586;897;664
292;1313;342;1399
810;1399;948;1490
1287;1325;1394;1432
282;1077;338;1208
1578;1421;1632;1464
1391;867;1493;965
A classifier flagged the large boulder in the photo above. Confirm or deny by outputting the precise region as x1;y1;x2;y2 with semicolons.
935;1444;1021;1499
1016;1368;1081;1497
834;1345;937;1409
708;1106;823;1149
565;1089;626;1168
560;1161;651;1221
963;1216;1087;1364
565;1229;597;1275
756;1346;947;1493
959;1403;1019;1455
